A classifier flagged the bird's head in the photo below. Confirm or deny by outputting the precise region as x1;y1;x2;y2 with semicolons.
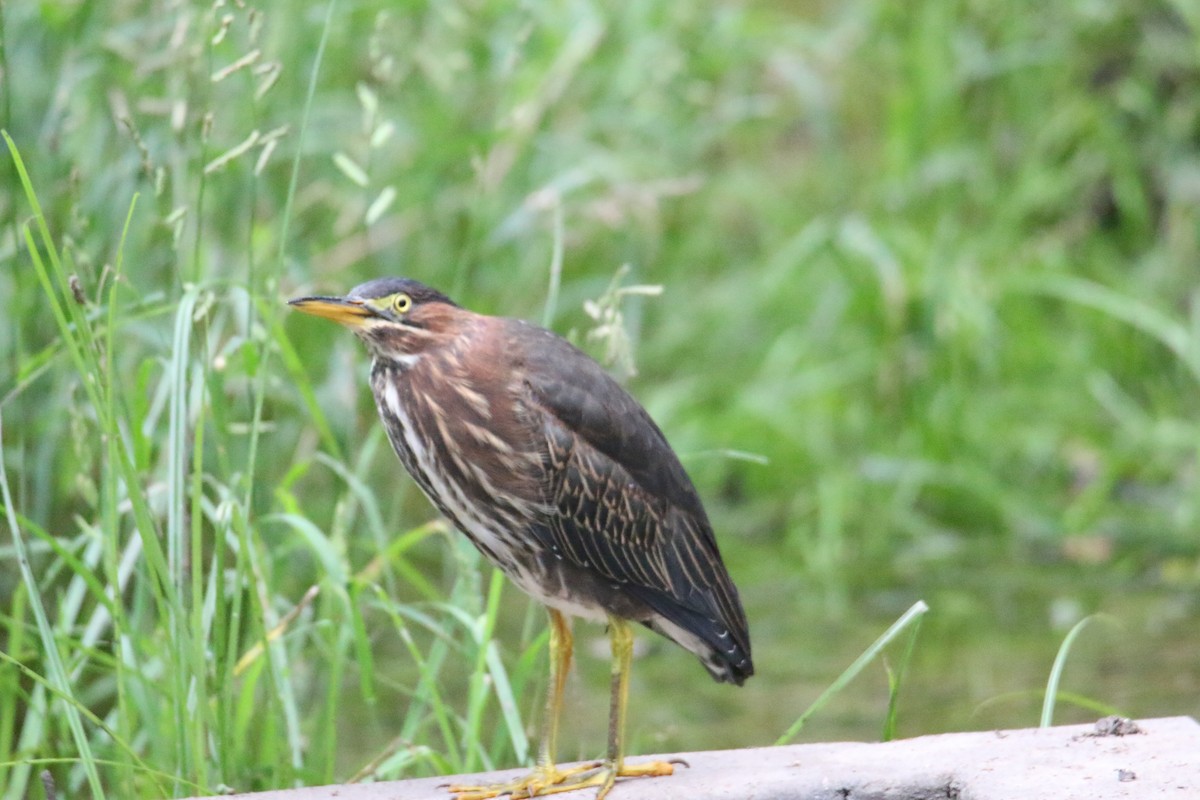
288;277;464;363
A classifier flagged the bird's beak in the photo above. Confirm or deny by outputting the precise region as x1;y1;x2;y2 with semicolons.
288;295;374;327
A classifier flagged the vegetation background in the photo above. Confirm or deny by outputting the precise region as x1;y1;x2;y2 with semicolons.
1;0;1198;797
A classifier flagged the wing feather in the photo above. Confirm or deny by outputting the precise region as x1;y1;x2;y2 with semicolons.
509;323;752;682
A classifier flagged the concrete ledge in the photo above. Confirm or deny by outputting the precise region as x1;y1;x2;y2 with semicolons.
207;716;1199;800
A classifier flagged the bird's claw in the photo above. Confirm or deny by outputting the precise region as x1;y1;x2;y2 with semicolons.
446;761;601;800
445;759;675;800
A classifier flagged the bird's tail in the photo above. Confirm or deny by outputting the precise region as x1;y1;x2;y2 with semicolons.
632;588;754;686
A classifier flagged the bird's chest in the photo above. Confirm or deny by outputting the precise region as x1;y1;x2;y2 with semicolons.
369;360;546;564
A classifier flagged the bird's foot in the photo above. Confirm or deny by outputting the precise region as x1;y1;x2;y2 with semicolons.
447;758;682;800
446;761;599;800
578;758;682;799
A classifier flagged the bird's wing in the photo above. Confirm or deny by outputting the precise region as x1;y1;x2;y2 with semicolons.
513;324;752;680
513;323;708;526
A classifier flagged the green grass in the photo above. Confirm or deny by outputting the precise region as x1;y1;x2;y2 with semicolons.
776;599;929;746
2;0;1199;796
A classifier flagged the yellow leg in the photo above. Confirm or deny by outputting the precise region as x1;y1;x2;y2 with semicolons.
448;614;679;800
539;608;574;769
607;616;633;769
585;617;678;799
449;610;597;800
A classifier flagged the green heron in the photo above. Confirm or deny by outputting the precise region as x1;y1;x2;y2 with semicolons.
290;278;752;799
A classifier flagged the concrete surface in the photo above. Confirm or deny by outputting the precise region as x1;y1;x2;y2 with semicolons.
204;716;1199;800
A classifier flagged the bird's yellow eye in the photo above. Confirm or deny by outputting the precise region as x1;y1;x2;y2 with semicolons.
392;293;413;314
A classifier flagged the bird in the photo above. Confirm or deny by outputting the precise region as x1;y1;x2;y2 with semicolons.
289;277;752;799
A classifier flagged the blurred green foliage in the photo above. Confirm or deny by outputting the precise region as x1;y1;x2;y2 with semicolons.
1;0;1198;796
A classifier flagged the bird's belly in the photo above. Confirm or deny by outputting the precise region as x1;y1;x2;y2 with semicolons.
502;557;610;623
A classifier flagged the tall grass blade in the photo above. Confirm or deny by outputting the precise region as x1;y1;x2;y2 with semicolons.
881;602;926;741
776;600;929;745
0;409;105;798
277;0;339;265
1040;614;1108;728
